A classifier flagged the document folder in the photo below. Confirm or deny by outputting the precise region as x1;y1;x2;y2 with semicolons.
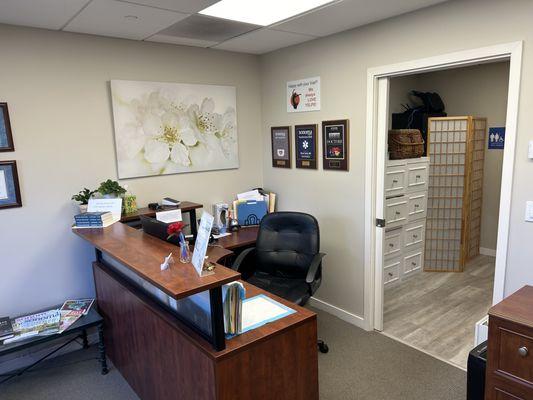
236;200;267;226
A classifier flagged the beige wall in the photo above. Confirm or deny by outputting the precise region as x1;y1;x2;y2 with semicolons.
0;24;262;316
260;0;533;319
390;62;510;251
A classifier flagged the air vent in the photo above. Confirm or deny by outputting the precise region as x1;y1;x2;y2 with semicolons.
157;14;259;43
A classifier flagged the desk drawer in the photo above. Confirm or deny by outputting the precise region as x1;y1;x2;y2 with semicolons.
385;197;408;228
497;328;533;384
407;164;428;193
384;229;402;259
384;258;401;286
408;191;427;222
404;222;425;250
385;168;406;197
404;250;423;275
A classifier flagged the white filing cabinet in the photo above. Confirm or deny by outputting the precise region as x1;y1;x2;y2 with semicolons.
383;157;428;288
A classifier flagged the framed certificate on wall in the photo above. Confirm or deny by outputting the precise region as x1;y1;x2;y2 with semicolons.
295;124;317;169
0;160;22;209
271;126;291;168
322;119;349;171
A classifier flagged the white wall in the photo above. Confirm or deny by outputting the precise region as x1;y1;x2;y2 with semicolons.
389;62;510;251
260;0;533;320
0;24;263;317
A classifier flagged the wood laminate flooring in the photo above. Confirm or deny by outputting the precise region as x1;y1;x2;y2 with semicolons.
383;255;495;369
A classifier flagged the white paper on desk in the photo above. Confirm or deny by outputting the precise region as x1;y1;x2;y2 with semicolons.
191;211;214;276
156;209;182;223
212;232;231;239
241;294;295;333
88;198;122;220
237;189;263;202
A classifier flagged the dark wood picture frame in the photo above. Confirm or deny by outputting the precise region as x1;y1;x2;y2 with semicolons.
295;124;318;169
0;160;22;209
0;103;15;152
271;126;291;168
322;119;349;171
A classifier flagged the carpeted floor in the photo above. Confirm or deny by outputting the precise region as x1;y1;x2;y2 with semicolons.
0;308;466;400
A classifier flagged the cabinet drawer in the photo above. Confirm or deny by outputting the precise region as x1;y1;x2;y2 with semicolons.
384;229;402;259
404;250;423;275
404;222;425;250
408;192;427;222
385;168;406;197
407;164;428;193
385;197;408;228
497;328;533;385
384;258;401;286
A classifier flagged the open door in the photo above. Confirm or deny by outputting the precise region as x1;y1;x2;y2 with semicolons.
373;77;390;331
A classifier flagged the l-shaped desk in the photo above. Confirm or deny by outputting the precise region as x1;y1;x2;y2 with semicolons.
73;209;318;400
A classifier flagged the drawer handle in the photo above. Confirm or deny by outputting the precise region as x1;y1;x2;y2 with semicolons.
392;179;398;184
411;262;417;266
413;234;418;239
389;243;394;248
395;211;401;215
388;272;393;277
518;346;529;357
416;175;421;179
415;204;420;208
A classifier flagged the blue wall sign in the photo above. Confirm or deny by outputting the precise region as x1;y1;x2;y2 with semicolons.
488;127;505;150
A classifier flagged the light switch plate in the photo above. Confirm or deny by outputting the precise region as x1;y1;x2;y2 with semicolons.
526;201;533;222
529;141;533;159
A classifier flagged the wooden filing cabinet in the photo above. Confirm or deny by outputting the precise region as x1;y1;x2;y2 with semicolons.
486;286;533;400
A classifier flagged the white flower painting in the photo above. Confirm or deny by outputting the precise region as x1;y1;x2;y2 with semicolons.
110;80;239;179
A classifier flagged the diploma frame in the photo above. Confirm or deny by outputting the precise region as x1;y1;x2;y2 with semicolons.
322;119;349;171
0;103;15;152
295;124;318;169
271;126;291;168
0;160;22;209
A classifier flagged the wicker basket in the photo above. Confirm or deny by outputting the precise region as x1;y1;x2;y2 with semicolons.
388;129;425;159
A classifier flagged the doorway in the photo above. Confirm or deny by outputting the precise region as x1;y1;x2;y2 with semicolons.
364;43;523;368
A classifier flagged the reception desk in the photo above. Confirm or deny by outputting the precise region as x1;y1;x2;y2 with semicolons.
74;223;318;400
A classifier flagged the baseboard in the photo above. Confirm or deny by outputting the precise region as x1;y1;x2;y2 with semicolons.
309;297;368;330
480;247;497;257
0;330;99;375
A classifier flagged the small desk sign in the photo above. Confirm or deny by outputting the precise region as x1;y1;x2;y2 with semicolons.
488;127;505;149
191;211;214;277
322;119;349;171
88;198;123;220
271;126;291;168
287;76;320;113
295;124;317;169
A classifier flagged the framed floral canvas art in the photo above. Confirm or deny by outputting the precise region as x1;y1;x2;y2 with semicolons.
110;80;238;179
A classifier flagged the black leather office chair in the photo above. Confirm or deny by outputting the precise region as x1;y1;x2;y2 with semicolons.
232;212;329;353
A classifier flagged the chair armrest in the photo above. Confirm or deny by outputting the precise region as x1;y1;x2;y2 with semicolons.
306;253;326;284
231;247;256;271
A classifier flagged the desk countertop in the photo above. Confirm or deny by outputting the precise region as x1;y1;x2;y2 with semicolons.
73;222;240;300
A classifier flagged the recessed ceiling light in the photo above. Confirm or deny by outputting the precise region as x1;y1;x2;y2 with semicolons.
124;15;139;21
199;0;335;26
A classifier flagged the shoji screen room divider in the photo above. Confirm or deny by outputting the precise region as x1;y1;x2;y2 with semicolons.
424;116;486;272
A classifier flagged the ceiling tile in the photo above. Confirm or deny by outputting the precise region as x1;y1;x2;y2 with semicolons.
156;15;259;43
214;29;317;54
116;0;219;14
0;0;90;30
64;0;189;40
274;0;448;37
146;34;217;48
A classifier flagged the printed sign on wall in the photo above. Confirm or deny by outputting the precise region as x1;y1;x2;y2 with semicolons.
488;127;505;149
271;126;291;168
286;76;321;113
322;119;349;171
295;124;317;169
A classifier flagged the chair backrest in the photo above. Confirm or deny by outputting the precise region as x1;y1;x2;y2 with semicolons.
255;212;320;279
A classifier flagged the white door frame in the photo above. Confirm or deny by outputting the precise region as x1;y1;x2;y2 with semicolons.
364;42;523;331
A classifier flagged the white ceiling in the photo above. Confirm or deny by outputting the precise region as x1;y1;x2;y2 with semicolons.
0;0;449;54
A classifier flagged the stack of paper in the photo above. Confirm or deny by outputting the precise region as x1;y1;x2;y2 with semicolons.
222;282;246;335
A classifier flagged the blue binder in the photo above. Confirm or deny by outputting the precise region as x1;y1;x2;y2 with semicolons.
237;200;267;226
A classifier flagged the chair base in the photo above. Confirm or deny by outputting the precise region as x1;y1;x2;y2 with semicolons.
317;339;329;354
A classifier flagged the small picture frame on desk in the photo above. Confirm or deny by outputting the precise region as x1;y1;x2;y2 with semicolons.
0;160;22;209
271;126;291;168
0;103;15;152
295;124;318;169
322;119;349;171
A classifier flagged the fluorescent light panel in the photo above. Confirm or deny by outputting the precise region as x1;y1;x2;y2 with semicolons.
199;0;335;26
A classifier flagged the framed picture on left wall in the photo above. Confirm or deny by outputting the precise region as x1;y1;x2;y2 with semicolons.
0;103;15;152
0;160;22;209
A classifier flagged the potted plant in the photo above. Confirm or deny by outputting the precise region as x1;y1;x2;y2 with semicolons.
97;179;126;199
71;188;96;213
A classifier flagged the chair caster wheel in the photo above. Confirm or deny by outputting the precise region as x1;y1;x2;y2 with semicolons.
318;341;329;353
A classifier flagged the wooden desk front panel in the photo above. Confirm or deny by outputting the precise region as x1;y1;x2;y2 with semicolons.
93;262;217;400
